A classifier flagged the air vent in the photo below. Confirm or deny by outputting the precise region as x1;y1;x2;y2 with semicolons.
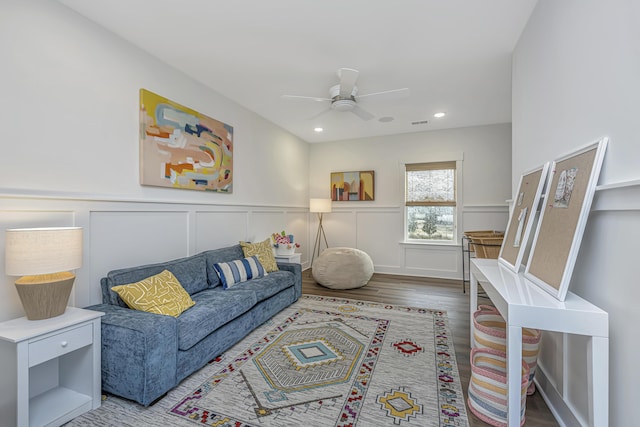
411;120;429;125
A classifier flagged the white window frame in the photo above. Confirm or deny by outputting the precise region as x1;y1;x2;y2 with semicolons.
401;154;463;245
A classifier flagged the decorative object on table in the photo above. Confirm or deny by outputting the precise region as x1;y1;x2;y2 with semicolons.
468;347;530;427
271;231;300;256
499;163;550;272
525;137;608;301
5;227;83;320
139;89;233;192
312;247;374;289
330;170;375;201
309;198;331;267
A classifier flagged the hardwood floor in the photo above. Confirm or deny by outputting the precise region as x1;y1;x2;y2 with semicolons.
302;271;559;426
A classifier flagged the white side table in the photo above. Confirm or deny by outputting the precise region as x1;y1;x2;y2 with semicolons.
275;253;301;264
0;307;104;427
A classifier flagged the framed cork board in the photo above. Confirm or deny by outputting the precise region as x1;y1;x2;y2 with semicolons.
498;163;550;272
525;137;608;301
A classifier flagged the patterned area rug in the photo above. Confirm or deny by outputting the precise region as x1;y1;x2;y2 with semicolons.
68;295;468;427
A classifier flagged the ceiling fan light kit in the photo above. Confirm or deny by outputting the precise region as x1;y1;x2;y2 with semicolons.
282;68;408;121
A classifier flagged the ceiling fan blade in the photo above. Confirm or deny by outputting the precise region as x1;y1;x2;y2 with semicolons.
281;94;332;102
355;87;410;101
338;68;359;98
351;104;375;121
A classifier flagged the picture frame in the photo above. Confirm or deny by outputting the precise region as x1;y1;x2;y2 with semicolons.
331;170;375;201
498;162;550;272
524;137;608;301
139;89;233;192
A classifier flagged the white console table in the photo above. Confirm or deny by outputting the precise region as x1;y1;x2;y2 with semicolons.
470;258;609;427
0;307;103;427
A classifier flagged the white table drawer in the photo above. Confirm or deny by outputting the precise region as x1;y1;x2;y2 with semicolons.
29;323;93;367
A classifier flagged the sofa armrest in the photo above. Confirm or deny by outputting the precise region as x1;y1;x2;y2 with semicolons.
85;304;178;406
277;262;302;299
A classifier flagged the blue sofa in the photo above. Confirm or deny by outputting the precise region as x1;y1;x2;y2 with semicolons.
86;244;302;406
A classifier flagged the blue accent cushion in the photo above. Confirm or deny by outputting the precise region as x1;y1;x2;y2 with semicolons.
213;256;267;289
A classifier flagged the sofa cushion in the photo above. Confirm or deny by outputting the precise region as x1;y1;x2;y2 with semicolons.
213;256;267;289
201;245;246;288
232;270;295;302
106;253;208;302
240;239;279;272
111;270;195;317
176;287;257;350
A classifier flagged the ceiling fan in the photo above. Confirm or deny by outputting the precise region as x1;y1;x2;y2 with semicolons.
281;68;409;121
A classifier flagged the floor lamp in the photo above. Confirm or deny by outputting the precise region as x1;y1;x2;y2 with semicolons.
310;198;331;268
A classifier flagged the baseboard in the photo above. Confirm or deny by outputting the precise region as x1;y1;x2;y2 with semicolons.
534;365;584;427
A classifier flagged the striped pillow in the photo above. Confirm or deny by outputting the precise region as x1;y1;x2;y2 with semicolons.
213;256;267;289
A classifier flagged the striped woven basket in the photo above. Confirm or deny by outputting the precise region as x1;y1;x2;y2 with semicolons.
468;347;530;427
473;305;541;395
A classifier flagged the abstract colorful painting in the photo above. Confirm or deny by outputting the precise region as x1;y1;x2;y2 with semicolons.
331;170;375;201
139;89;233;192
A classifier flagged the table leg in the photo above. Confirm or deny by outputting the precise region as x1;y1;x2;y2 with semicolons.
470;273;478;348
507;324;523;427
588;336;609;427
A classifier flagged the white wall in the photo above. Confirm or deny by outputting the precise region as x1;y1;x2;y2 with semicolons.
513;1;640;425
0;0;310;321
309;124;512;279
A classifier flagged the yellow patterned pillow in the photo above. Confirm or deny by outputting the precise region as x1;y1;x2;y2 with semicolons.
111;270;195;317
240;239;279;272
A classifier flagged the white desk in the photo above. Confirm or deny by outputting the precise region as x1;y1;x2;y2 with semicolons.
470;258;609;427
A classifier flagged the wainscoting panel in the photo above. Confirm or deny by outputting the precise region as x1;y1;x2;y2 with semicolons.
320;211;357;249
282;211;309;264
403;245;460;279
90;211;190;304
248;210;290;243
194;210;249;252
356;209;402;268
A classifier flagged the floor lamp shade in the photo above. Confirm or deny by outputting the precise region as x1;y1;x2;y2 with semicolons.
309;199;331;267
309;198;332;213
5;227;83;320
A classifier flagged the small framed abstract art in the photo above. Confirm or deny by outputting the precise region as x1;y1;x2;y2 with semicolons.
139;89;233;192
525;137;608;301
330;170;375;201
498;163;550;273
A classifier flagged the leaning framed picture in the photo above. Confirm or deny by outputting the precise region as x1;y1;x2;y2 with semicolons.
525;137;608;301
498;162;550;272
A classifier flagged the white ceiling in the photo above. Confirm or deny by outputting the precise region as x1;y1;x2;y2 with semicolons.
58;0;537;143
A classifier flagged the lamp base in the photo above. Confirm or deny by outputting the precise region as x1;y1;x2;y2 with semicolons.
14;272;75;320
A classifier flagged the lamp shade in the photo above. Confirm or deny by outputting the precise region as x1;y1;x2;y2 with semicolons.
5;227;83;276
309;198;332;213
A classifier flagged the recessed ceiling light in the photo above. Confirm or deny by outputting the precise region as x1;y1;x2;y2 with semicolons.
378;116;394;123
434;112;446;118
314;127;323;132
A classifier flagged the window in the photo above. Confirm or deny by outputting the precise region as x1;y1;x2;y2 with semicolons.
405;161;456;242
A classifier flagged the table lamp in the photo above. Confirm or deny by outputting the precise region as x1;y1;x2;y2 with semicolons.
5;227;83;320
309;198;332;267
